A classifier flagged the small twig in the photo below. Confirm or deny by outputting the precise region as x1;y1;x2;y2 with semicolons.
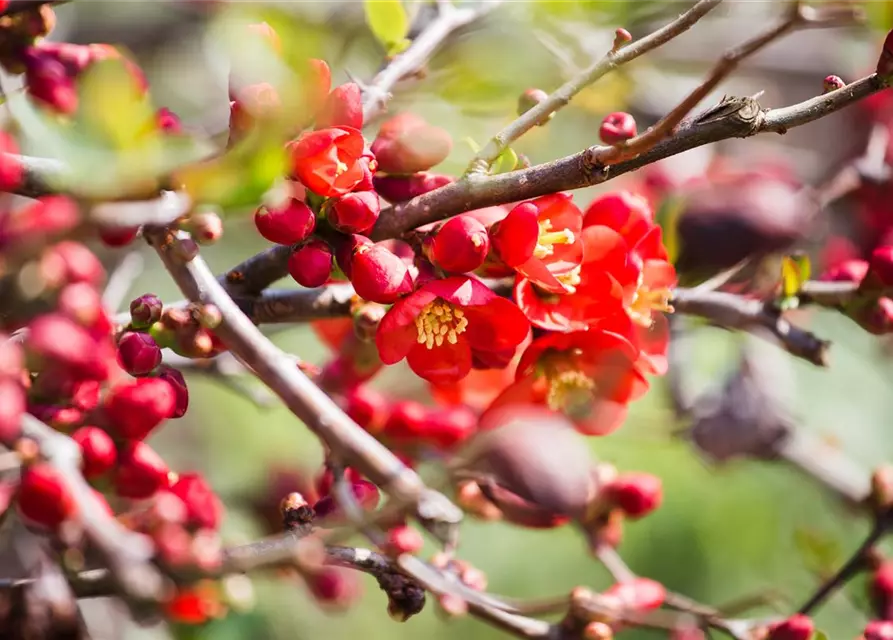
593;545;636;583
467;0;724;172
102;252;145;313
163;352;278;409
90;190;192;229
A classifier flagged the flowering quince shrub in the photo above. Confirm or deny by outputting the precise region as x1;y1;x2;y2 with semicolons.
0;1;892;639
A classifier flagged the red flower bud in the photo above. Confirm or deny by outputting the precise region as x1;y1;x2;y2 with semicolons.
104;378;176;440
517;88;552;124
823;75;845;93
41;241;105;287
430;215;490;274
599;112;637;145
859;297;893;335
187;210;223;245
117;331;162;376
289;126;365;197
98;225;140;247
155;365;189;418
865;620;893;640
424;405;477;449
156;107;183;134
605;473;663;519
72;379;101;412
29;404;85;431
0;380;24;444
23;47;78;114
382;400;428;441
329;191;381;234
602;577;666;611
315;466;362;498
0;131;22;191
867;246;893;289
872;562;893;620
71;426;117;479
877;29;893;76
820;259;868;284
317;82;363;130
254;199;316;245
343;386;388;433
335;234;373;279
26;314;110;380
383;524;424;556
288;240;333;288
766;614;814;640
114;440;170;499
130;293;164;329
488;202;539;268
0;196;80;248
57;283;110;340
308;567;361;608
613;28;632;50
349;243;413;303
170;472;223;530
373;172;454;204
371;113;453;174
17;463;77;529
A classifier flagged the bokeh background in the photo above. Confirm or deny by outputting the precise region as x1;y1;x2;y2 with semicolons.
36;1;893;637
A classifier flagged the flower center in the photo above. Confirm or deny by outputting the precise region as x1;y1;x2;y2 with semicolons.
533;220;575;259
546;369;595;419
415;300;468;349
555;265;582;294
334;159;349;177
627;274;674;328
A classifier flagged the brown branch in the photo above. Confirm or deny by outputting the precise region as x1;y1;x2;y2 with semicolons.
466;0;724;172
18;415;164;604
670;287;830;366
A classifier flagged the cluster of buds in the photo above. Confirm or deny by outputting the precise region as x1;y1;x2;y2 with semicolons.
819;246;893;334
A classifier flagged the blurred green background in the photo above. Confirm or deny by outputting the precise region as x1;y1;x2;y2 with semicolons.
40;0;893;637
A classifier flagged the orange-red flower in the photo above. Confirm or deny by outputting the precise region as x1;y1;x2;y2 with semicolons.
489;194;583;294
288;126;366;197
375;276;529;384
482;330;648;435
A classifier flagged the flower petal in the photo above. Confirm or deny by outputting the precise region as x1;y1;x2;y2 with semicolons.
463;296;530;352
407;339;472;384
375;289;438;364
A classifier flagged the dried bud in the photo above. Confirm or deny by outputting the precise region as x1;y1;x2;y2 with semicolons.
823;74;845;93
613;28;632;50
317;82;363;130
280;492;313;530
171;473;223;530
599;112;637;145
98;225;140;247
71;426;116;479
372;172;454;203
488;201;539;268
288;240;333;288
429;215;490;274
104;377;176;440
349;243;413;303
517;88;552;124
766;614;814;640
186;210;223;245
117;331;162;376
114;440;171;499
603;473;663;519
329;191;381;234
130;293;164;329
17;463;77;530
254;199;316;245
371;113;452;174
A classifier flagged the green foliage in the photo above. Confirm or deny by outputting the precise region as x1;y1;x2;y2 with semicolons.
655;195;684;265
779;253;811;310
364;0;411;55
491;146;518;174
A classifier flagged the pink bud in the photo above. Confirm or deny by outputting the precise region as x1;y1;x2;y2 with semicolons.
254;199;316;245
170;472;223;530
313;479;380;521
117;331;162;376
155;365;189;418
0;335;23;379
308;567;361;608
766;614;814;640
329;191;381;234
71;426;117;479
17;463;77;529
349;243;413;304
57;282;104;328
130;293;163;329
156;107;183;134
430;215;489;273
104;378;176;440
383;524;424;555
288;240;333;288
41;240;104;287
424;405;477;449
599;112;637;145
114;440;170;499
372;172;453;203
604;472;663;519
382;400;428;441
371;113;452;174
187;210;223;245
865;620;893;640
613;28;632;50
823;74;845;93
602;577;666;612
23;47;78;114
317;82;363;130
820;259;868;284
866;246;893;289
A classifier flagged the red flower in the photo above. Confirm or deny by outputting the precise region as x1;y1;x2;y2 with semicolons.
482;330;647;435
376;276;529;384
288;126;365;197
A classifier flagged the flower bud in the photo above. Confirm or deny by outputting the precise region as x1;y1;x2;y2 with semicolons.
865;246;893;290
71;379;101;411
373;172;453;204
315;466;363;498
0;380;24;444
371;113;452;174
865;620;893;640
253;199;315;245
383;524;424;556
130;293;164;329
878;29;893;77
98;225;140;247
602;577;666;612
299;58;332;115
604;473;662;519
317;82;363;130
343;385;388;433
766;614;814;640
156;107;182;134
26;314;110;380
41;240;104;287
0;132;22;191
424;405;477;449
104;377;176;440
487;201;539;268
429;215;489;274
820;259;868;284
71;426;116;479
823;74;845;93
335;234;372;279
186;210;223;245
114;440;171;499
17;463;77;529
308;567;361;609
155;365;189;418
858;297;893;335
517;88;552;124
329;191;381;234
349;243;413;303
288;240;333;288
872;562;893;620
599;112;637;145
171;472;223;530
312;479;380;522
0;196;80;248
613;27;632;50
117;331;162;376
23;47;78;114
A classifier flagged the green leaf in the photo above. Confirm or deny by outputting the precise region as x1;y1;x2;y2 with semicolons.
364;0;409;54
781;253;811;298
813;631;829;640
793;527;842;580
463;136;481;154
492;147;518;174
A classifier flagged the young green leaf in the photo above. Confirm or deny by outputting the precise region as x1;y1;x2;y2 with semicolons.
364;0;409;55
781;254;811;298
492;147;519;174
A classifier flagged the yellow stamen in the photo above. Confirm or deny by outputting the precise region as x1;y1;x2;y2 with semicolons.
533;220;576;259
546;370;596;418
415;300;468;350
556;266;582;294
627;277;674;328
334;159;349;176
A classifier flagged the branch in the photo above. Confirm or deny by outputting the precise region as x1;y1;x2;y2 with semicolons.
670;287;830;366
362;1;503;123
18;415;164;604
371;73;888;240
467;0;724;172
